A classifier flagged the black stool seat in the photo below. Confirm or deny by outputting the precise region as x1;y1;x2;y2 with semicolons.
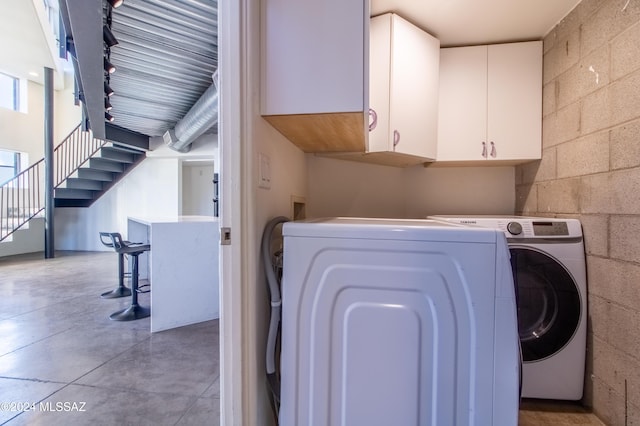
102;233;151;322
99;232;133;299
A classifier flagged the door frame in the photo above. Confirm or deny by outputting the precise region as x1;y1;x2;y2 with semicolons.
218;0;248;424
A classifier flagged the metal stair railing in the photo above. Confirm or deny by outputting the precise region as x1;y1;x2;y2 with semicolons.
0;124;108;242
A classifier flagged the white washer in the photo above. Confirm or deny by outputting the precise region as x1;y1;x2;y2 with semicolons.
280;218;520;426
429;216;587;400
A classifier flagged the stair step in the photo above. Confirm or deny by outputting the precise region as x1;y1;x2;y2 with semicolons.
89;158;125;173
77;168;114;182
55;188;95;199
99;147;136;164
109;143;146;156
54;198;93;208
65;178;104;190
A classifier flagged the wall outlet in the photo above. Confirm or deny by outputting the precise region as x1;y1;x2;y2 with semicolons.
258;153;271;189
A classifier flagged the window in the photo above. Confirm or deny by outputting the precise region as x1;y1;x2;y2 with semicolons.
0;72;19;111
0;149;22;185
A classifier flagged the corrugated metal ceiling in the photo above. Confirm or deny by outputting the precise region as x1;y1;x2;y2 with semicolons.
105;0;217;137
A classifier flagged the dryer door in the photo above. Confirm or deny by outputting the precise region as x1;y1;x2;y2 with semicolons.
509;247;581;362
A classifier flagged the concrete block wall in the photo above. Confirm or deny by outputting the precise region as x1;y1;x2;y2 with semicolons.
515;0;640;423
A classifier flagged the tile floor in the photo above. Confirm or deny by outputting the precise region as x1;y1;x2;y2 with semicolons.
0;251;605;425
0;251;219;425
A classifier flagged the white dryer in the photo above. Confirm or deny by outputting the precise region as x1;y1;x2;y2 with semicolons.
429;216;587;401
280;218;520;426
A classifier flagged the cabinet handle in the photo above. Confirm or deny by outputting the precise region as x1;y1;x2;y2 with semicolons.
490;141;496;158
368;108;377;131
481;141;487;158
393;130;400;150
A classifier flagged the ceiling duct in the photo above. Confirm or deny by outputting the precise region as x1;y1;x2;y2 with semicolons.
164;70;219;153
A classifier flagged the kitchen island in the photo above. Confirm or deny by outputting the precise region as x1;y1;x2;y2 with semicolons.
127;215;219;332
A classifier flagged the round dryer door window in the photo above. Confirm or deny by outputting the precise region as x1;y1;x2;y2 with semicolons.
510;247;581;362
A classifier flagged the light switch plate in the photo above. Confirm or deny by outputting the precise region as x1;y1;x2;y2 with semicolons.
258;153;271;189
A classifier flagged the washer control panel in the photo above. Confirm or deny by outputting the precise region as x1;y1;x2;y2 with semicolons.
531;221;569;236
428;216;579;239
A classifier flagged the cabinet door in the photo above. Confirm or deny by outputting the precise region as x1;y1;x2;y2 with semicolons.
436;46;488;161
388;14;439;159
369;14;439;160
487;41;542;161
368;14;392;154
261;0;369;153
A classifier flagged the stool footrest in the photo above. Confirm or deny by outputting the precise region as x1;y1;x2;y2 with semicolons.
101;287;132;299
109;304;150;321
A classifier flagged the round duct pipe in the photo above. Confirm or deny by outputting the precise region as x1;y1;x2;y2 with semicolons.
164;70;219;153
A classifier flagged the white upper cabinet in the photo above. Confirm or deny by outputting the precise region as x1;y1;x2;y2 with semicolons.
436;41;542;164
368;13;440;164
261;1;440;167
261;0;369;153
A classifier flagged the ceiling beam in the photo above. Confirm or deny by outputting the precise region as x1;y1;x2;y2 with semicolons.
61;0;105;139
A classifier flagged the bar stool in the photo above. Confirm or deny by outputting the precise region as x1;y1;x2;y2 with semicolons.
99;232;132;298
103;232;151;321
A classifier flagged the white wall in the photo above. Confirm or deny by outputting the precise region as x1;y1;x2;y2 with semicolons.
307;155;406;217
307;156;515;219
403;165;515;217
0;71;80;161
55;157;181;251
239;0;309;423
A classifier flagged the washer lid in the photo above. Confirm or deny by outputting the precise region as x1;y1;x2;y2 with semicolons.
283;217;501;243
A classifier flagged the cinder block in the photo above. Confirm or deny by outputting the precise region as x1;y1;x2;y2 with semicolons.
543;29;557;54
520;148;556;184
581;169;640;214
554;5;583;44
590;335;640;414
590;376;623;426
542;81;557;116
581;215;609;256
610;70;640;127
543;31;581;84
517;160;537;185
575;0;606;24
611;21;640;80
556;132;610;178
588;294;609;340
543;102;582;148
537;177;581;213
611;119;640;170
515;183;537;214
557;45;610;109
610;215;640;263
581;0;640;58
582;86;611;135
587;256;640;312
582;71;640;135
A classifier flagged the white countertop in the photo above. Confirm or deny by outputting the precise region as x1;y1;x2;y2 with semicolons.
128;215;218;225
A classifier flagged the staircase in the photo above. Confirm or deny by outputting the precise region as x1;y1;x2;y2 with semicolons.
0;124;146;241
55;143;145;207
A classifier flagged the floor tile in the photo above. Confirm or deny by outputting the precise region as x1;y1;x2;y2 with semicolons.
0;377;66;424
76;321;219;397
175;397;220;426
7;383;196;426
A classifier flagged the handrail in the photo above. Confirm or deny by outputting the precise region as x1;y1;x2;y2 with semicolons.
53;124;108;188
0;159;44;241
0;124;108;242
